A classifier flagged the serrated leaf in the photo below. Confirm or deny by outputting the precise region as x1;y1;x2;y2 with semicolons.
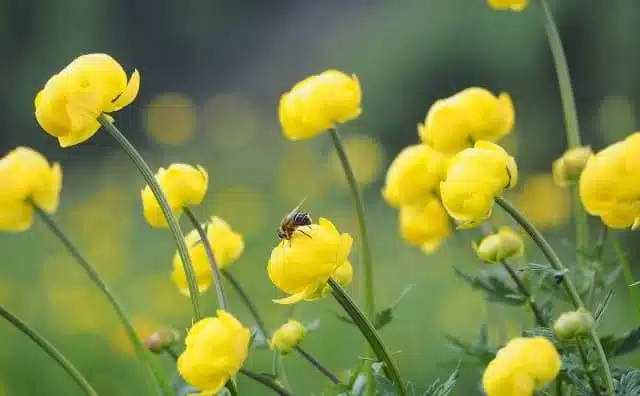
374;373;397;396
472;324;488;350
423;361;460;396
453;267;524;306
372;285;415;330
332;311;355;326
600;327;640;358
443;333;495;364
613;368;640;395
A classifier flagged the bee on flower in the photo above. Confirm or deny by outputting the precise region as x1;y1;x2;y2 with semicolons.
277;201;313;242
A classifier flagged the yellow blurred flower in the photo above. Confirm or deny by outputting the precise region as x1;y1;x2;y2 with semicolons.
552;146;593;187
579;133;640;229
487;0;528;11
513;174;570;229
35;53;140;147
328;134;385;187
141;163;208;228
399;199;451;253
172;216;244;296
382;144;447;208
178;310;250;395
269;319;306;355
319;260;354;297
474;226;524;263
279;70;361;140
482;337;560;396
440;141;518;227
418;87;515;155
0;147;62;231
268;217;353;304
110;315;159;356
144;93;196;145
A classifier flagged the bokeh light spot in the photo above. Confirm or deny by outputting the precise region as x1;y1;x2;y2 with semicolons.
512;173;570;230
202;92;259;150
328;134;385;187
144;93;196;145
210;186;266;235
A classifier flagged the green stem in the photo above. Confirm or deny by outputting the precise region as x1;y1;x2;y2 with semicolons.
239;369;292;396
494;196;614;396
576;338;602;396
586;226;608;308
555;376;563;396
328;128;376;396
98;114;201;319
223;270;267;338
182;207;228;310
328;279;406;396
0;305;98;396
294;346;342;385
501;261;547;327
611;234;640;321
33;205;174;396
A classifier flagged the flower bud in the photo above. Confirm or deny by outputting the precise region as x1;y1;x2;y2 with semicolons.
269;319;306;355
144;327;180;354
552;308;594;340
474;227;524;263
552;146;593;187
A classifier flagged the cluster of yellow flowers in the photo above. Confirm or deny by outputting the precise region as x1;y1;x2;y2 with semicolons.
382;87;517;252
482;337;561;396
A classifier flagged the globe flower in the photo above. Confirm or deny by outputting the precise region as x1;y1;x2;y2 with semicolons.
269;319;306;355
579;133;640;229
440;141;518;228
487;0;528;11
482;337;561;396
399;199;451;253
553;308;594;341
382;144;447;208
141;164;208;228
319;260;354;298
35;53;140;147
172;216;244;296
474;226;524;263
552;146;593;187
418;87;515;155
144;327;180;354
268;217;353;304
279;70;361;140
0;147;62;231
178;310;250;395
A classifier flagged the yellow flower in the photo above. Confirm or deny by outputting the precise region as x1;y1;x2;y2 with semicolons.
513;174;570;230
178;310;250;395
35;53;140;147
141;164;208;228
398;199;451;253
483;337;560;396
319;260;354;297
268;218;353;304
382;144;447;208
440;141;518;227
552;146;593;187
269;319;306;355
279;70;361;140
0;147;62;231
487;0;528;11
172;216;244;296
474;226;524;263
418;87;515;155
579;133;640;229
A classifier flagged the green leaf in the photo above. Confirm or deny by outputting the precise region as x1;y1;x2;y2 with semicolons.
332;311;355;326
612;368;640;395
423;361;460;396
594;289;614;325
600;327;640;358
443;333;495;364
453;267;525;306
373;285;415;330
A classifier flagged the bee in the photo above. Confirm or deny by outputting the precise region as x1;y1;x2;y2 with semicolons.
277;200;312;242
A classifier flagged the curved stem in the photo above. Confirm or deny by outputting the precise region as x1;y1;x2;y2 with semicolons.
495;196;614;395
239;369;293;396
576;338;602;396
329;279;406;396
294;346;342;385
501;261;547;327
182;207;228;310
33;205;174;396
612;234;640;321
0;305;98;396
555;376;564;396
98;114;201;319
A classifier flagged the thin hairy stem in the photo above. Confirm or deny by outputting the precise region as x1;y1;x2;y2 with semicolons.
98;114;201;319
294;346;342;385
0;305;97;396
501;261;547;327
33;205;173;396
239;369;293;396
576;338;602;396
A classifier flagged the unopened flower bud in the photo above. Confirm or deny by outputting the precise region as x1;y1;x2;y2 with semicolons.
474;227;524;263
553;308;594;340
552;146;593;187
269;319;306;355
144;327;180;354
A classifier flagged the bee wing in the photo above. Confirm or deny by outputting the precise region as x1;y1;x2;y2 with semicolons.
287;196;308;217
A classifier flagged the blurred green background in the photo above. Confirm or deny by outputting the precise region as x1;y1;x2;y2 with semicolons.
1;0;640;394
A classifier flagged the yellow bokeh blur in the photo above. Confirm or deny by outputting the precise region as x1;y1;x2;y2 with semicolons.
276;144;327;203
129;275;185;319
109;315;161;356
202;92;259;150
328;134;385;187
209;186;267;235
144;93;196;145
512;174;570;230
